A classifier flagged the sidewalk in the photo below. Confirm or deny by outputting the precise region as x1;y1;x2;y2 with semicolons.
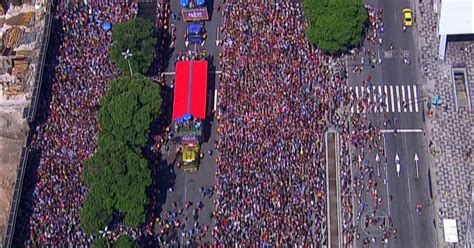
414;1;474;247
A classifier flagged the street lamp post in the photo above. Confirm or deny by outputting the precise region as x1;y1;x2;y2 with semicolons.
121;49;133;77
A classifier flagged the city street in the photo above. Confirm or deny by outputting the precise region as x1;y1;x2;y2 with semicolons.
347;0;436;246
154;0;223;245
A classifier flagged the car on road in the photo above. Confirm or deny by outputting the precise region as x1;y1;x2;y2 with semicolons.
402;8;413;27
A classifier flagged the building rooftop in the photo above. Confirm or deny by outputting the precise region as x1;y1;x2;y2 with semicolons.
439;0;474;35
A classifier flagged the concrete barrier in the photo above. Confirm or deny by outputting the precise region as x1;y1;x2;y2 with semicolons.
325;130;342;248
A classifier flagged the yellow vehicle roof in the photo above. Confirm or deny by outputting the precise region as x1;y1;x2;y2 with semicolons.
182;144;200;163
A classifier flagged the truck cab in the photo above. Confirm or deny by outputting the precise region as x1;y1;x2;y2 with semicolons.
181;143;200;173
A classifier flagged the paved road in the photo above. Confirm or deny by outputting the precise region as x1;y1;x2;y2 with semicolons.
154;0;223;245
347;0;436;247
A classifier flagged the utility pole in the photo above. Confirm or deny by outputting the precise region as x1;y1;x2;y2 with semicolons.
121;49;133;77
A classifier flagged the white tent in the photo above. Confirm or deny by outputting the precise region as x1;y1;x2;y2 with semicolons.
443;218;459;243
438;0;474;60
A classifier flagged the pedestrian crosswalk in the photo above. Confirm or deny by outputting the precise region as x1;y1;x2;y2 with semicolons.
349;84;420;113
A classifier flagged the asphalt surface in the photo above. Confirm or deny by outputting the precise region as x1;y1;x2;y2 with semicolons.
154;0;223;245
347;0;436;247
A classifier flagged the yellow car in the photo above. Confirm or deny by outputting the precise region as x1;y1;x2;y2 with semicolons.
402;8;413;27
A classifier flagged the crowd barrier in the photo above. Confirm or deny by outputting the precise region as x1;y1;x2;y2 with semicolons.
2;1;53;247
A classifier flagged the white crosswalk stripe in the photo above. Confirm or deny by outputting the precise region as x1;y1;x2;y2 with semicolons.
350;84;420;114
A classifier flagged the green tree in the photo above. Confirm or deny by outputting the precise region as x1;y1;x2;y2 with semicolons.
98;74;162;147
115;235;139;248
82;140;151;230
303;0;367;54
92;237;110;248
81;74;161;234
80;190;113;235
110;18;157;74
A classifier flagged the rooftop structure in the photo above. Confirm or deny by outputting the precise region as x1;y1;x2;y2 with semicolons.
438;0;474;60
0;0;50;244
172;60;208;121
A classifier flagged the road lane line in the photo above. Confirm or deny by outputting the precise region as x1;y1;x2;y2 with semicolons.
384;85;389;112
396;85;401;112
366;86;370;113
383;135;391;216
214;89;218;112
373;86;378;113
413;85;419;112
380;129;423;133
407;85;413;112
402;85;407;112
361;87;365;113
390;86;395;113
402;130;416;247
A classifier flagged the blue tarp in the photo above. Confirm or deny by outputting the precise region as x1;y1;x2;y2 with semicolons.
101;22;111;31
187;24;202;34
196;0;205;6
180;0;189;7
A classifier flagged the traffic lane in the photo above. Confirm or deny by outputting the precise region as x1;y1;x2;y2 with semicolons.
384;132;435;248
401;132;436;248
384;133;416;248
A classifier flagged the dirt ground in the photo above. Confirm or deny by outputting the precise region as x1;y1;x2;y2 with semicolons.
0;109;28;243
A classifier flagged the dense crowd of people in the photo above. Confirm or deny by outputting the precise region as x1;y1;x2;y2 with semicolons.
10;0;398;246
14;0;138;246
215;1;355;246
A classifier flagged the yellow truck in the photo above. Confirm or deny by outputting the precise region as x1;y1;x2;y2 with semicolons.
181;143;200;173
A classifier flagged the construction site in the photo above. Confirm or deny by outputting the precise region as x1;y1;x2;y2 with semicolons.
0;0;50;243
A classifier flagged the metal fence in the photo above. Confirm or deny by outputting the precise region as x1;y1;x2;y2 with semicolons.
2;1;53;247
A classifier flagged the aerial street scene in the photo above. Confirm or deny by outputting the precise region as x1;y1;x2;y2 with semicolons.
0;0;473;247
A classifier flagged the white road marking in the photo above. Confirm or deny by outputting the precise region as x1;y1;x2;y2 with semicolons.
361;87;365;113
407;85;413;112
350;87;354;113
373;86;378;113
402;85;407;112
390;86;395;112
214;89;218;112
380;129;423;133
413;85;419;112
383;135;391;216
350;85;422;114
396;85;401;112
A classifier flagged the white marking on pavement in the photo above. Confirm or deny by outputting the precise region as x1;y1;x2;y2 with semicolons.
413;85;419;112
350;87;354;113
380;129;423;133
390;86;395;113
361;87;365;113
396;85;401;112
402;85;407;112
384;85;389;112
383;135;391;216
407;85;413;112
402;130;415;237
373;86;378;113
214;89;218;112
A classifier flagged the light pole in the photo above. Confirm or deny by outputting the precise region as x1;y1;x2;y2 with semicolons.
121;49;133;77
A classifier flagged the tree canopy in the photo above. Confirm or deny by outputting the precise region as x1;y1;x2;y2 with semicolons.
303;0;367;54
115;235;140;248
110;18;157;74
98;74;162;148
81;74;162;234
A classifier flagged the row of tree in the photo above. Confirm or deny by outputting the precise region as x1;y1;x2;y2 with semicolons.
79;18;160;247
303;0;368;54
